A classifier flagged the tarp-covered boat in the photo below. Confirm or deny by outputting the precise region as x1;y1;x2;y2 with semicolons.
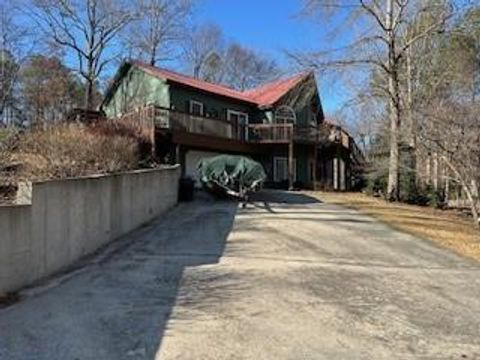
197;155;266;199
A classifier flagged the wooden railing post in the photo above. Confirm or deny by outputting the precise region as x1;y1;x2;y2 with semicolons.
288;140;294;190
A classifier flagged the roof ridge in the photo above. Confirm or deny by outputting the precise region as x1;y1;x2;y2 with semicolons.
242;72;309;95
129;60;313;107
131;60;248;95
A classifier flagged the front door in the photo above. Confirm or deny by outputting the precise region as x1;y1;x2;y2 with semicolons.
273;157;296;183
227;110;248;141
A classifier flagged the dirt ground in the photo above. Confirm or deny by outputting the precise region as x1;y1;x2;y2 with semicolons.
1;190;480;359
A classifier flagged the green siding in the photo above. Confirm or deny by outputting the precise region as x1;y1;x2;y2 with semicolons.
169;85;261;123
295;145;310;184
103;68;170;118
295;106;310;127
100;64;319;188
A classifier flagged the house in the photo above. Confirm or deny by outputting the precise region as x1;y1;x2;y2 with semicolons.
101;60;362;190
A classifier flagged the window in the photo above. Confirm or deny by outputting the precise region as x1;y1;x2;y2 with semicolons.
227;110;248;124
189;100;204;116
274;105;296;124
273;157;296;182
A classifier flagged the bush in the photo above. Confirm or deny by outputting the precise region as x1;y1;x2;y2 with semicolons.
89;119;154;162
12;123;140;182
403;184;445;208
426;186;446;208
364;167;388;197
0;129;20;199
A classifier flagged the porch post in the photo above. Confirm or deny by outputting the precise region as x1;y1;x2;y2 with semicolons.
288;141;294;190
333;143;340;191
313;145;318;190
177;146;187;177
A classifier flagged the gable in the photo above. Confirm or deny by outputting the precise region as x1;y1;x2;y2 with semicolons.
101;61;323;122
243;73;310;107
102;65;170;118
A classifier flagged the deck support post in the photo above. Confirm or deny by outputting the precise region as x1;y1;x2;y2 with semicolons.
288;141;294;190
176;145;187;176
313;144;318;190
150;124;156;160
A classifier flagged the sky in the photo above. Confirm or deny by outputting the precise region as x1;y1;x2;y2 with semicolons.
11;0;350;115
197;0;318;61
195;0;349;114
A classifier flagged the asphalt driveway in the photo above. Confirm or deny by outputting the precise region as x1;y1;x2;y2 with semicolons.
1;190;480;359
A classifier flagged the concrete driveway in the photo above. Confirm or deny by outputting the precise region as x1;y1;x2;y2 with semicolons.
1;190;480;359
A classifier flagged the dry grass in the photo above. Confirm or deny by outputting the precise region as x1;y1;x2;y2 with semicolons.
0;123;143;203
0;128;19;199
8;123;140;183
310;191;480;261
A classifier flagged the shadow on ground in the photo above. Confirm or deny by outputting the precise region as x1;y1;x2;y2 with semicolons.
0;192;240;360
0;190;323;360
249;190;322;204
247;190;322;214
2;190;480;360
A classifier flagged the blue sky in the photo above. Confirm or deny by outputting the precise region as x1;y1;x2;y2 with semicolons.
16;0;348;114
196;0;348;114
197;0;319;60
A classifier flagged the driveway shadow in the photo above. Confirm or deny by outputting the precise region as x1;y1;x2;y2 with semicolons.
248;190;322;213
0;192;239;360
249;190;322;205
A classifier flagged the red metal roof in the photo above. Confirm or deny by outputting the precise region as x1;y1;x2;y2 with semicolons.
131;61;310;108
242;73;309;107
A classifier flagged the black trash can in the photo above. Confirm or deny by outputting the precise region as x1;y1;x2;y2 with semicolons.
178;176;195;202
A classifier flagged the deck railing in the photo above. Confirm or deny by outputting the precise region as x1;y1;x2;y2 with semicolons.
247;123;294;143
113;105;326;144
153;107;235;139
293;125;321;143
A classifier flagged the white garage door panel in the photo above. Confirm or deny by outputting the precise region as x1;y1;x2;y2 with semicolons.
185;150;222;186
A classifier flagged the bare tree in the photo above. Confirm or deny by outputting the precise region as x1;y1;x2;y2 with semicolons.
0;2;33;125
29;0;134;110
200;51;224;84
418;100;480;226
411;5;480;225
292;0;452;201
181;23;224;79
182;29;280;90
125;0;193;66
222;43;279;90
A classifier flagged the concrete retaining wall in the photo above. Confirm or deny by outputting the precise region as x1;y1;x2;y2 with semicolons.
0;166;180;294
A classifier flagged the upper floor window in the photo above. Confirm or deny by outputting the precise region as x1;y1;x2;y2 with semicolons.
189;100;204;116
227;110;249;141
227;110;248;124
274;105;296;124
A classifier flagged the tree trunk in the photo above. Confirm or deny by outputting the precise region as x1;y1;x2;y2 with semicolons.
464;182;480;229
444;170;450;203
406;46;415;149
442;156;480;228
149;43;157;66
386;0;400;201
84;55;96;110
84;79;94;111
405;45;418;192
387;95;400;201
193;64;200;79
